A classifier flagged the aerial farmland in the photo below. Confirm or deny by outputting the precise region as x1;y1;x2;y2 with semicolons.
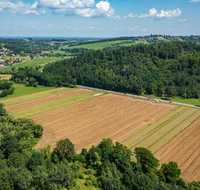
1;84;200;181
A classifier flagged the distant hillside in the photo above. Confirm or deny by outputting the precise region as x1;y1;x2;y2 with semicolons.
65;39;145;50
64;35;200;50
13;40;200;100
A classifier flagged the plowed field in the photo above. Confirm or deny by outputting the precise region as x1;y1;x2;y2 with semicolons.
1;87;200;181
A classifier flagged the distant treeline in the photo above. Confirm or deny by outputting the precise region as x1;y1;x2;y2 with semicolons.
68;35;200;47
0;104;200;190
13;40;200;99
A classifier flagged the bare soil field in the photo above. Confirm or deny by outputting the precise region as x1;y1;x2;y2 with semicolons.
4;88;91;113
156;117;200;181
1;87;200;181
34;93;174;150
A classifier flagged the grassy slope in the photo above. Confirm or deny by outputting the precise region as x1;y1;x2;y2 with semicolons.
1;83;54;99
150;95;200;107
66;39;146;50
172;97;200;107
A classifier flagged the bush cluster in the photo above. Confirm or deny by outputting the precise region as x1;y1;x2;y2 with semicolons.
0;81;14;97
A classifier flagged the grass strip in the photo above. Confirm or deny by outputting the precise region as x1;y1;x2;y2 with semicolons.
15;92;100;118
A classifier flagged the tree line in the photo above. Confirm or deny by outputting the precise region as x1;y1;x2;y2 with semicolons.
13;40;200;99
0;104;200;190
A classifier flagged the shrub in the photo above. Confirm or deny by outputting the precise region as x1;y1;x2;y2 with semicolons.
0;81;14;97
52;139;75;162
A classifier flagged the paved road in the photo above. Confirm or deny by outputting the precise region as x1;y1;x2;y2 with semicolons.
77;85;200;110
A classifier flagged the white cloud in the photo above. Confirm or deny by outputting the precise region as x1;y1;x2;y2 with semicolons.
127;8;182;19
0;0;115;18
95;1;114;16
0;1;39;15
38;0;95;10
75;8;95;17
149;8;182;18
38;0;114;17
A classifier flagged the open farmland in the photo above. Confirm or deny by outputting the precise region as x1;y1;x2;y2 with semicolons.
156;117;200;181
1;86;200;181
65;39;146;50
1;56;64;73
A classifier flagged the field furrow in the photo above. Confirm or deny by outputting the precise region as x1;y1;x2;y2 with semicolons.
127;107;193;150
123;106;184;147
149;110;200;152
2;86;200;181
5;88;91;113
156;116;200;181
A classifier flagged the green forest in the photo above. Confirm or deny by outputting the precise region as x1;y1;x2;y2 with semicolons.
0;104;200;190
13;40;200;99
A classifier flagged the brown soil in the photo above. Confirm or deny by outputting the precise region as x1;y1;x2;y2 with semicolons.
34;94;174;151
5;88;91;113
156;117;200;181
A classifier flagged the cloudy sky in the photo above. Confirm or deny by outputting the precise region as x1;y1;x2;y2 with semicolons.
0;0;200;37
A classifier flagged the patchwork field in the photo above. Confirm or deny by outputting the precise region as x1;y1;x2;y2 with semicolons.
65;39;147;50
1;86;200;181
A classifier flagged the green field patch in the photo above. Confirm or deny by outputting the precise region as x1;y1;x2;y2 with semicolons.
125;106;200;153
14;91;101;118
0;83;55;101
172;97;200;107
66;40;145;50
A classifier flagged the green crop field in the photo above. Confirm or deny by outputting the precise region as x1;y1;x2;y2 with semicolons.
1;83;54;100
65;39;147;50
172;97;200;107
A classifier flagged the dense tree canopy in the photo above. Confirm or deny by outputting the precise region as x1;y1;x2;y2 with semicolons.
13;40;200;99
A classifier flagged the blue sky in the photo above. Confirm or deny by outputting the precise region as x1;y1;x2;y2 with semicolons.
0;0;200;37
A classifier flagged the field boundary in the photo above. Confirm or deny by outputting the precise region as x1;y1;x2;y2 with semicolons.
77;85;200;109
